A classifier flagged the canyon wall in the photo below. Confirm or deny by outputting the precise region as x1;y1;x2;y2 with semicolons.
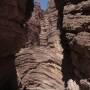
25;2;42;47
63;0;90;89
16;0;64;89
15;0;90;90
0;0;34;89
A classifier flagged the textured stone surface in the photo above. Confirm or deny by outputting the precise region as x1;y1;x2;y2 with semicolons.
80;79;90;90
16;47;64;90
63;0;90;89
63;0;90;78
15;0;90;90
16;0;64;89
25;2;41;47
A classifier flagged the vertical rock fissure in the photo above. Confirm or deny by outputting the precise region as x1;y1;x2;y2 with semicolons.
15;0;90;90
55;0;80;89
16;0;65;89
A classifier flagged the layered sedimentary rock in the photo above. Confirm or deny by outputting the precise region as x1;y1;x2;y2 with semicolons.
25;2;42;47
40;14;49;46
63;0;90;77
15;0;90;90
16;0;64;89
16;47;64;90
63;0;90;89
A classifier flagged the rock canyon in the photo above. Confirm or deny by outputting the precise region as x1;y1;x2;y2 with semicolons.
16;0;90;90
0;0;90;90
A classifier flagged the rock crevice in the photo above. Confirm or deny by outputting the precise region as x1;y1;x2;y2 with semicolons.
15;0;90;90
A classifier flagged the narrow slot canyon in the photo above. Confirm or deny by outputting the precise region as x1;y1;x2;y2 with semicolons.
0;0;90;90
16;0;90;90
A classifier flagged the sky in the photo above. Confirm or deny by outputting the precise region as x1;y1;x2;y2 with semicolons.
40;0;48;10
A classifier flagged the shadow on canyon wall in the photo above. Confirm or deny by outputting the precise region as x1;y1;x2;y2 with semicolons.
55;0;76;87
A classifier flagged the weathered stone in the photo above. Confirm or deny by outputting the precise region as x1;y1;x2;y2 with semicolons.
15;0;90;89
0;0;34;89
71;32;90;77
63;0;90;80
16;47;64;90
26;2;41;47
16;0;64;89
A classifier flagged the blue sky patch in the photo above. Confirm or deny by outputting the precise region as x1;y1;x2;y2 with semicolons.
40;0;48;10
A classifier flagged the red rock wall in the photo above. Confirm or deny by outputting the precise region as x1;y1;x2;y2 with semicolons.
16;0;90;89
63;0;90;89
63;0;90;78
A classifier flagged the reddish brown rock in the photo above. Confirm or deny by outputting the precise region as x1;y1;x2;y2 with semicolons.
71;32;90;77
16;0;64;89
15;0;90;90
0;0;34;57
63;0;90;89
0;0;34;89
16;47;64;90
63;0;90;78
26;2;42;47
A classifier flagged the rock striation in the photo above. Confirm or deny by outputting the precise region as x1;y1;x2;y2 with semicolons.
0;0;34;89
16;0;64;89
63;0;90;89
15;0;90;90
0;0;33;57
63;0;90;78
25;2;42;47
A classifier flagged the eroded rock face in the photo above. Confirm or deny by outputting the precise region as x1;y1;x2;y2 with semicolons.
25;2;42;47
16;47;64;90
16;0;90;90
16;0;64;89
71;32;90;77
63;0;90;79
63;0;90;89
